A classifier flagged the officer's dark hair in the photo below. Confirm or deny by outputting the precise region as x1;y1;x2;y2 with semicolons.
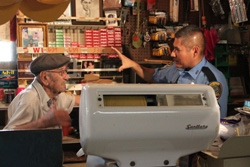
175;25;206;53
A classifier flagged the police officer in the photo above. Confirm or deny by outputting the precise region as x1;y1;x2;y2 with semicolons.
112;25;228;118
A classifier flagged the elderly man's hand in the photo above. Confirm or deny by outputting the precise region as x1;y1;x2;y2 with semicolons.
42;101;71;128
53;109;72;127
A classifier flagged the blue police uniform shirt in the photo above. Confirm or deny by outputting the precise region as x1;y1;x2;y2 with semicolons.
153;57;228;118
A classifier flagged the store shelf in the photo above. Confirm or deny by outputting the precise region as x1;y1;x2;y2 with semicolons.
18;77;33;80
17;47;121;54
68;68;118;72
18;68;119;73
17;15;121;22
74;59;100;63
68;75;122;79
63;163;86;167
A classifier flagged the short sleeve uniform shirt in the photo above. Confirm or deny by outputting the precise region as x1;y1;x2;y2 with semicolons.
153;57;228;118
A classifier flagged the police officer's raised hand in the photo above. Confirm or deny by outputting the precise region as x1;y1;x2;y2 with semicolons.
111;47;138;72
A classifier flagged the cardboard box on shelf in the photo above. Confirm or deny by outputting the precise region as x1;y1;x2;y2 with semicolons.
199;136;250;167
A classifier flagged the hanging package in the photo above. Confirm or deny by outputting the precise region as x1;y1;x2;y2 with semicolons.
228;0;248;24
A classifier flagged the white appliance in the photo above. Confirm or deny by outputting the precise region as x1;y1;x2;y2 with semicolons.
79;83;220;167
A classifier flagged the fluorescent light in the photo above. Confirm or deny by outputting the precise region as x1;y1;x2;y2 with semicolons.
0;41;16;62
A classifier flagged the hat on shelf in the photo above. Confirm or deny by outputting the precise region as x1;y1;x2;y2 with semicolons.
37;0;69;5
19;0;70;22
0;0;22;25
30;54;70;76
0;0;22;6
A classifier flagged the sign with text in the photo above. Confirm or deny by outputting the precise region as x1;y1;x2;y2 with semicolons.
0;70;18;88
17;47;120;54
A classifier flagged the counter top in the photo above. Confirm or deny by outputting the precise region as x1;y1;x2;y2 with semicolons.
63;136;80;144
63;163;86;167
0;103;8;110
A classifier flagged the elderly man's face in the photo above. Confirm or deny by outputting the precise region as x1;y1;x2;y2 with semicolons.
81;0;92;11
46;65;69;95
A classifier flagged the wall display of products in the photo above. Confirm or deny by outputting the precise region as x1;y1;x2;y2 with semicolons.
147;10;181;58
66;55;122;84
16;22;123;87
0;70;18;89
47;26;122;48
15;0;246;87
121;0;176;63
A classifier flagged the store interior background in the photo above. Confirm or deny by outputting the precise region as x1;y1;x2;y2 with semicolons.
0;0;249;127
0;0;249;128
0;0;249;166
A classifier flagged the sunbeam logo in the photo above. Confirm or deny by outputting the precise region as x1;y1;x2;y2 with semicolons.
186;124;208;130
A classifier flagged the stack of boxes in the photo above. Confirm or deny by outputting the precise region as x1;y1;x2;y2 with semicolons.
55;29;64;47
78;29;85;47
106;27;122;48
107;27;115;47
114;27;122;48
100;28;108;47
84;29;94;59
106;27;121;58
46;26;122;81
84;27;121;48
70;29;78;48
64;29;71;48
92;30;100;47
48;27;122;49
84;30;93;47
47;27;122;59
48;29;56;47
83;27;122;59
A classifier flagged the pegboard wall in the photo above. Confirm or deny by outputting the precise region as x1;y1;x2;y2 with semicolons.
122;0;171;62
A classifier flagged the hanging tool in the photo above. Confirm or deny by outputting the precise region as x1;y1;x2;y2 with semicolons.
190;0;194;11
142;19;151;47
172;0;179;23
201;0;206;27
132;0;142;49
120;7;130;28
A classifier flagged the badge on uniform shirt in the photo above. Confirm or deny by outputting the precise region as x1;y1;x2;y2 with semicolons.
209;81;222;100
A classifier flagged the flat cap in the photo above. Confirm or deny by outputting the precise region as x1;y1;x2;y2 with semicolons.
30;54;70;76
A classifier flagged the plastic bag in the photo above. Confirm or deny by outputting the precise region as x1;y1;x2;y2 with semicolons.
228;0;248;24
209;0;225;18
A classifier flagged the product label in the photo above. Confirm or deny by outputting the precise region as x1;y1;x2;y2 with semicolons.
0;69;18;88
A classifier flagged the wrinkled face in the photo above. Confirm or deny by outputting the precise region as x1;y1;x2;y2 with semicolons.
81;0;92;11
46;65;69;95
171;37;193;69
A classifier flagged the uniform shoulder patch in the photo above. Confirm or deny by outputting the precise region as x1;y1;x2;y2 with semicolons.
209;81;222;99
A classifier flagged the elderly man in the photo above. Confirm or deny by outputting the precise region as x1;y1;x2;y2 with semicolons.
4;54;80;129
